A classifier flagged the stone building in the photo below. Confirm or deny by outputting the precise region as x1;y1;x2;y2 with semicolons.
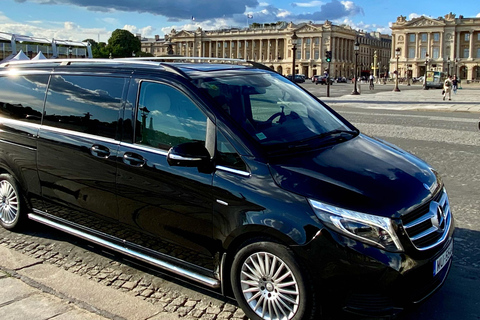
391;12;480;81
140;22;391;79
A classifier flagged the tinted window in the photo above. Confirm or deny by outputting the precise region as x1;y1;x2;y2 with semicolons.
44;75;125;139
0;74;49;123
216;131;246;172
136;82;207;150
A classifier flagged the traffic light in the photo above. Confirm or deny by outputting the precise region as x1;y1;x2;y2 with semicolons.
325;50;332;62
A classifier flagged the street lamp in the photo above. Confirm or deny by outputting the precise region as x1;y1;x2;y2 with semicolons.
351;40;360;95
393;47;401;92
291;32;298;81
423;53;429;90
68;46;72;59
165;38;174;55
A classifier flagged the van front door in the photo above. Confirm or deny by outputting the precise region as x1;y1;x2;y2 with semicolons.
116;80;215;271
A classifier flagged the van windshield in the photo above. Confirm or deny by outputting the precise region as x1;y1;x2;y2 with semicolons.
193;70;355;150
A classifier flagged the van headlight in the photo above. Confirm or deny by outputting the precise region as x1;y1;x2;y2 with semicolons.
308;199;404;252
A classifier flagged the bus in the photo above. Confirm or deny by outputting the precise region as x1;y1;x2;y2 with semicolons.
425;71;446;89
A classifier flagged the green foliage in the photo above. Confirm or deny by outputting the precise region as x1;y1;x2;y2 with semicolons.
105;29;141;58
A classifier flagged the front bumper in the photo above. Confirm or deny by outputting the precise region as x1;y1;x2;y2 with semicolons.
292;225;455;317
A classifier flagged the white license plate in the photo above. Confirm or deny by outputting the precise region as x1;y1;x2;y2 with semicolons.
433;241;453;276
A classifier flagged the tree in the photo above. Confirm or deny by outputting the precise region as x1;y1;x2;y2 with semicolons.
105;29;141;58
83;39;109;58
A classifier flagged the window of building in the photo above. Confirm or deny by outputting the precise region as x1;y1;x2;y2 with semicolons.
136;82;207;150
420;47;427;59
463;48;469;58
478;33;480;41
433;47;440;59
421;33;427;42
434;33;440;42
477;48;480;58
465;33;470;41
0;74;49;124
408;47;415;59
44;75;125;139
314;49;319;60
314;37;319;45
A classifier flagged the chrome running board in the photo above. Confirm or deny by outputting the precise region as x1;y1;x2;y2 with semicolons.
28;212;221;289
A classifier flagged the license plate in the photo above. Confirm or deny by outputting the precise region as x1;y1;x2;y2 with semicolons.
433;241;453;276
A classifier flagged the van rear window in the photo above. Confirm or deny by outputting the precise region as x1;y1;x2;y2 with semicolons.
0;74;49;123
44;75;126;139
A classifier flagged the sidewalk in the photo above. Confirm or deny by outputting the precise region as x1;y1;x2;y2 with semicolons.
321;83;480;113
0;245;179;320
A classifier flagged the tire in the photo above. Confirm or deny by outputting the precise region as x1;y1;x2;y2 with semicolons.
230;241;316;320
0;174;25;230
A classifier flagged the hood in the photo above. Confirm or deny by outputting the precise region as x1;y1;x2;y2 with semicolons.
269;134;440;218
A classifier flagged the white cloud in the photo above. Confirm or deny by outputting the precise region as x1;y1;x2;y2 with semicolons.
292;1;324;8
122;25;155;38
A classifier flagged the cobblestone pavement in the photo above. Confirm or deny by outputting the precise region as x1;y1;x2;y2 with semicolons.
0;225;247;320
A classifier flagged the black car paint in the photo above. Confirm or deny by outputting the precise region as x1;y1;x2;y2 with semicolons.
0;62;454;318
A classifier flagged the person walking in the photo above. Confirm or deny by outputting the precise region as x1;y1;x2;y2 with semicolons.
452;75;458;94
443;75;453;101
369;74;374;90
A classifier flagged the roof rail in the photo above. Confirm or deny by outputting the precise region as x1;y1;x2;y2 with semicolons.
0;58;164;68
114;56;250;65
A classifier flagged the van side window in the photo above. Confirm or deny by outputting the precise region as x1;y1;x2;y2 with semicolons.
136;82;207;150
0;74;49;123
43;75;125;139
216;131;247;172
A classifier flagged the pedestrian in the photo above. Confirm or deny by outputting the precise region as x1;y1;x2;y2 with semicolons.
443;75;453;101
452;75;458;94
369;74;374;90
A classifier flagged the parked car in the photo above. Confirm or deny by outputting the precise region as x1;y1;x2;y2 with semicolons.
287;74;305;83
336;76;347;83
315;75;334;85
0;57;454;320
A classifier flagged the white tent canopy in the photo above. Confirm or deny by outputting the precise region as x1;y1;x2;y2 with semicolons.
11;50;30;60
32;51;47;60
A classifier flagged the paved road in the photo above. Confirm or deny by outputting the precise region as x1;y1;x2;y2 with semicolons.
1;84;479;320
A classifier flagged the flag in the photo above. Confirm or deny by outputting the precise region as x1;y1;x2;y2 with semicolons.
247;14;253;19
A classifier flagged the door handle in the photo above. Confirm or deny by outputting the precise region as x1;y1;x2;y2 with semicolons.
91;144;110;158
123;152;146;167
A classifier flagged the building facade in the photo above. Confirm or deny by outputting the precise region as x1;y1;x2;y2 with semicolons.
391;13;480;81
140;22;391;80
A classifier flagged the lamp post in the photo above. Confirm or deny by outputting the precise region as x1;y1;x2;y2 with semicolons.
165;38;174;55
393;47;401;92
68;46;72;59
291;32;298;81
423;53;429;90
447;56;450;75
351;40;360;95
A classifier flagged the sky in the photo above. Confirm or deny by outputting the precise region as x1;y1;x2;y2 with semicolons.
1;0;480;43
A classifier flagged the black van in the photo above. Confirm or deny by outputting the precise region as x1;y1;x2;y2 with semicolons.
0;58;454;320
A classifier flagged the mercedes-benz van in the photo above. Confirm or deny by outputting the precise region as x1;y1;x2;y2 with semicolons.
0;58;454;319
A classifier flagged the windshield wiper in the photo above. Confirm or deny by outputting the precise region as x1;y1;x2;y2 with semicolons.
285;129;358;151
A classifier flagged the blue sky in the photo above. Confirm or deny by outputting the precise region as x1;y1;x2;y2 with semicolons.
1;0;479;43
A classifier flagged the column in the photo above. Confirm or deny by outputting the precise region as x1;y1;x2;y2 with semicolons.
415;33;419;58
275;39;279;60
244;40;248;60
440;32;443;59
469;30;474;59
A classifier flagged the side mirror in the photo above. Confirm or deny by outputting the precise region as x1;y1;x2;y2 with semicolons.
167;142;211;168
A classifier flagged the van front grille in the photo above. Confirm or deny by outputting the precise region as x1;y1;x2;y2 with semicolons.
401;188;451;251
